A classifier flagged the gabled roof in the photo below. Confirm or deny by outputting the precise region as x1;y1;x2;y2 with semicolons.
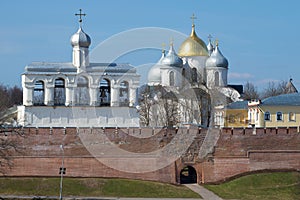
285;78;298;93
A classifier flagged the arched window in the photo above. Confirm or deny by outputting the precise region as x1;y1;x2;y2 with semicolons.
169;71;175;86
54;78;65;106
33;80;44;105
264;111;270;121
99;79;111;106
191;68;197;83
289;112;296;121
119;81;129;106
276;111;283;121
76;76;89;105
182;68;186;86
214;71;219;86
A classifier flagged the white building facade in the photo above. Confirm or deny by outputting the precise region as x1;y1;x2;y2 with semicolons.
18;14;140;128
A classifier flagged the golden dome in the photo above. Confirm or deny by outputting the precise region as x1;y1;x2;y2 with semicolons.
178;25;209;57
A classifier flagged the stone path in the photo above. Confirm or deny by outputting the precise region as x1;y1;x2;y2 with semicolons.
184;184;224;200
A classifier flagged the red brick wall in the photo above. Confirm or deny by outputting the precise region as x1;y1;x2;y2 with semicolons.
7;157;176;183
0;127;299;184
202;127;300;183
1;127;177;184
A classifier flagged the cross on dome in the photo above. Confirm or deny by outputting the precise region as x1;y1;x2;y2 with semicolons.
215;39;219;47
75;9;86;25
190;13;197;26
169;37;174;46
161;42;166;53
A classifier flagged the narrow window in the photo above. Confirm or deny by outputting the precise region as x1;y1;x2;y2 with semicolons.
276;112;283;121
182;68;186;86
169;71;175;86
214;71;219;86
264;111;270;121
191;68;197;83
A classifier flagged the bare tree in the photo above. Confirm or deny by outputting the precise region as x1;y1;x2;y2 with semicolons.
178;88;211;127
243;81;259;100
138;85;180;127
261;81;287;99
138;86;153;126
0;84;22;113
0;85;10;112
0;84;24;173
0;129;24;174
138;85;212;127
8;86;23;107
158;96;179;127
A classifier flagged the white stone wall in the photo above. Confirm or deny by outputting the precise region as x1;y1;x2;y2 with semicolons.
17;106;139;127
183;56;208;84
160;66;182;88
206;67;228;89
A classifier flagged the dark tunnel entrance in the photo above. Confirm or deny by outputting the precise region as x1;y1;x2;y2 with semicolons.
180;166;197;184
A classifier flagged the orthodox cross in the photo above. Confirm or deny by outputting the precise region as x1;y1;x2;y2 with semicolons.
169;37;174;46
208;34;213;42
190;13;197;26
215;39;219;47
75;9;86;23
161;43;166;53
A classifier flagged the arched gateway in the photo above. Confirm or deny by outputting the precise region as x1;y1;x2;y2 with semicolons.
180;166;197;184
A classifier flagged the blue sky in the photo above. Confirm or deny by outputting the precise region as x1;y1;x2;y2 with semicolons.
1;0;300;91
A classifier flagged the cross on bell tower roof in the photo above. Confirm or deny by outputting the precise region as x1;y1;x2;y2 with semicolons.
75;9;86;27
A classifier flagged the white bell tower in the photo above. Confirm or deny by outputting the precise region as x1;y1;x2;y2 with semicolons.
70;9;91;72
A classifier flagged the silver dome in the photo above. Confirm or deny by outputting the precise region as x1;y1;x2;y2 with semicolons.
70;27;91;48
206;45;228;68
147;51;165;85
207;39;214;55
148;64;162;85
161;45;183;67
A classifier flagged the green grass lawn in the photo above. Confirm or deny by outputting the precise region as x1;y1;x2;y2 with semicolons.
0;177;201;198
204;171;300;200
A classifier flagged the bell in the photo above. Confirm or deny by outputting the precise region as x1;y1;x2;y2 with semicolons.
100;90;107;98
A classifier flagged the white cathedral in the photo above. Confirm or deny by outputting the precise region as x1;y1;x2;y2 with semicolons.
145;18;241;127
17;11;241;128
